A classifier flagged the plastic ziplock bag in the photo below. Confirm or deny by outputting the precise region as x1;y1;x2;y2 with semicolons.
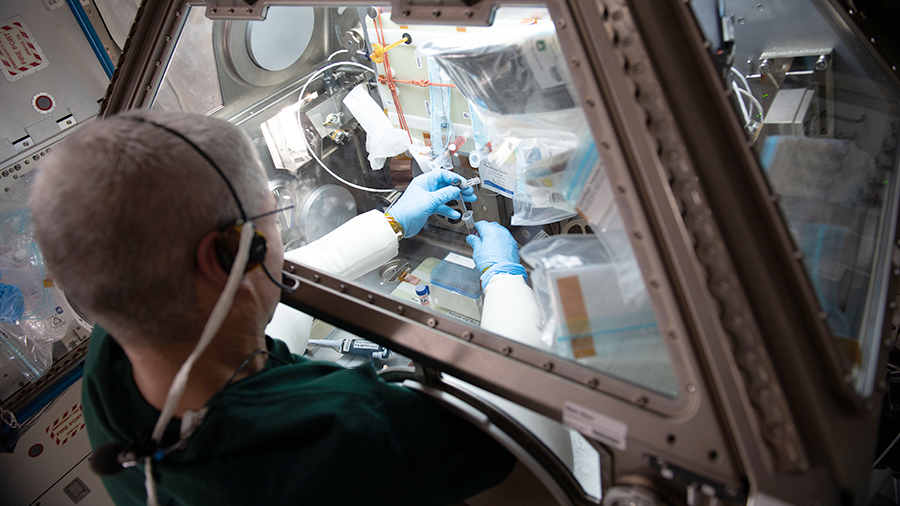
0;173;76;381
420;21;577;116
478;108;586;225
520;232;679;397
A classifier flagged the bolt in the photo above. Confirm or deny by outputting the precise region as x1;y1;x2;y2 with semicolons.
289;265;296;272
427;318;437;327
227;8;234;14
542;361;553;371
612;10;623;21
155;61;161;67
432;9;441;17
367;294;374;302
464;9;473;18
339;283;346;292
397;305;404;314
313;274;320;282
618;185;627;193
650;280;660;288
570;57;580;68
401;9;410;16
501;345;511;355
246;8;253;14
145;85;152;91
586;378;599;388
636;396;648;407
586;98;595;107
634;231;643;240
687;384;697;393
758;59;772;74
556;18;567;28
737;17;746;25
815;55;829;71
175;10;180;17
165;36;171;41
890;301;898;309
756;4;765;12
462;331;473;341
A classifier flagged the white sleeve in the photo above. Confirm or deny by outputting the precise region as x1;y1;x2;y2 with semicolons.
267;210;399;355
480;274;545;349
283;209;399;279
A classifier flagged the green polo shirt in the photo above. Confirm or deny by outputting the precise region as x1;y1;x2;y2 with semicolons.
82;327;515;505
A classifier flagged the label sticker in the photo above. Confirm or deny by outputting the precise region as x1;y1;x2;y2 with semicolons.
444;252;476;269
46;403;85;446
424;100;431;118
0;17;49;83
531;229;551;242
523;36;566;90
562;401;628;451
575;159;614;228
462;111;471;120
415;55;423;69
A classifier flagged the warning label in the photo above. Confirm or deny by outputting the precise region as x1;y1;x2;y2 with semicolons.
0;17;49;83
45;403;85;446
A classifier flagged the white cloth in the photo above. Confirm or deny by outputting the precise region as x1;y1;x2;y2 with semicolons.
342;84;411;171
267;209;544;353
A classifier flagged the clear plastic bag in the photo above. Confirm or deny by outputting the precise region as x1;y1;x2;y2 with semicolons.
512;134;578;225
520;232;678;396
0;172;75;381
480;109;586;224
421;22;577;115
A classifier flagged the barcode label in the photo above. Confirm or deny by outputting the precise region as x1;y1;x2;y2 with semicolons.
550;192;566;204
462;111;471;120
424;100;431;117
415;56;423;68
549;66;562;83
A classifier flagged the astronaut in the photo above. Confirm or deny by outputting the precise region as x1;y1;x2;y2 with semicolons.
29;110;544;505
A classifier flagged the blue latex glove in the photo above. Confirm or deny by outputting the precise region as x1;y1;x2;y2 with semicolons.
465;221;527;288
0;282;24;324
387;171;477;238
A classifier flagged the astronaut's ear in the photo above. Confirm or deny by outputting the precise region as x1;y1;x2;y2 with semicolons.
196;230;230;286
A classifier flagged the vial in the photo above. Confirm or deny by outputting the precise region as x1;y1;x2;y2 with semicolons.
415;285;430;307
462;210;478;236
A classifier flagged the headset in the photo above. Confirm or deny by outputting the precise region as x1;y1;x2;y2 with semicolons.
90;116;296;505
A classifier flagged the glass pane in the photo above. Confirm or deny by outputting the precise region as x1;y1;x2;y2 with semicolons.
713;0;900;395
151;4;682;402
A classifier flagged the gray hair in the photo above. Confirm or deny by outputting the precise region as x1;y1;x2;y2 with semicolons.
30;110;271;343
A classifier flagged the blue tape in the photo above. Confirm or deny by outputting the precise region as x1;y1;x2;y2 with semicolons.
65;0;114;79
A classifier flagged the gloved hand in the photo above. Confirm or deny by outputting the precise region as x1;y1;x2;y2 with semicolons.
466;221;527;288
387;171;477;238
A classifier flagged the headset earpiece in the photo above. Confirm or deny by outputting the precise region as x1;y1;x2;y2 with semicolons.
214;222;268;274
